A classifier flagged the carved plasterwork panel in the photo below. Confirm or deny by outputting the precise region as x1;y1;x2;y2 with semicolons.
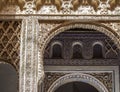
105;39;119;58
44;72;110;92
0;5;20;14
65;73;111;92
20;16;46;92
0;0;119;16
102;23;120;56
40;22;120;58
0;20;21;70
0;0;25;11
19;1;36;14
0;1;115;92
38;22;62;52
88;73;112;92
19;19;120;92
44;72;66;92
102;23;120;36
35;0;120;15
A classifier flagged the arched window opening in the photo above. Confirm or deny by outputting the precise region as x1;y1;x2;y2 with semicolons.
52;44;62;59
0;63;18;92
93;44;103;59
54;82;99;92
72;44;82;59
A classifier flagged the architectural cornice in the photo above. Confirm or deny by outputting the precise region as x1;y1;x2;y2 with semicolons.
0;0;119;16
0;15;120;21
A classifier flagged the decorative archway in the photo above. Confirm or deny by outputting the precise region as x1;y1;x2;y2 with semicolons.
47;73;108;92
40;22;120;55
38;22;120;80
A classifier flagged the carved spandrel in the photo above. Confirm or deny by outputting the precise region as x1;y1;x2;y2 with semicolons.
38;23;61;50
88;73;112;92
0;0;25;11
102;23;120;36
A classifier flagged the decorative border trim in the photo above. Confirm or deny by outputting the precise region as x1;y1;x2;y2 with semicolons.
0;15;120;21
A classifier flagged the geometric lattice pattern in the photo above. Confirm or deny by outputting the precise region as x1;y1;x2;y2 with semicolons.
105;39;119;58
0;21;21;69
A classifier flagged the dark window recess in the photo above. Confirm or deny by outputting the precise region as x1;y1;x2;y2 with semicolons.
52;44;62;59
93;44;103;58
72;44;83;59
55;82;99;92
0;63;18;92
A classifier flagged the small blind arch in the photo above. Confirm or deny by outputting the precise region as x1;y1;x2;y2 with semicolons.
93;42;104;59
72;42;83;59
51;42;62;59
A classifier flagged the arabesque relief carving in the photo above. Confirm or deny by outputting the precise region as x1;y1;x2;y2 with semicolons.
103;23;120;36
0;0;119;92
0;0;25;11
0;0;119;15
35;0;120;15
35;0;62;11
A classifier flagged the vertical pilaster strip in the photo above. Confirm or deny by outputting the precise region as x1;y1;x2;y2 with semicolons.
20;16;40;92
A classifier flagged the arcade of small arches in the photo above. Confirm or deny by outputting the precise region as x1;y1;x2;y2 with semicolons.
46;40;117;59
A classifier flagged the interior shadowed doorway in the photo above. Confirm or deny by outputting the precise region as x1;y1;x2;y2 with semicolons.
54;81;99;92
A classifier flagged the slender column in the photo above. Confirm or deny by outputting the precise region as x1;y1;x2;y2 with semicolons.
20;16;44;92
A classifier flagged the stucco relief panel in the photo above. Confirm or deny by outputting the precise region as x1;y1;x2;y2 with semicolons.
39;22;120;54
0;0;120;16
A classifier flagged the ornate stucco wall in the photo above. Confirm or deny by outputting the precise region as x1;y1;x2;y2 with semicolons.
0;0;120;92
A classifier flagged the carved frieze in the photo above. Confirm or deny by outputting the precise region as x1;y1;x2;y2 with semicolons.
0;0;119;15
0;0;25;11
35;0;62;11
35;0;120;15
